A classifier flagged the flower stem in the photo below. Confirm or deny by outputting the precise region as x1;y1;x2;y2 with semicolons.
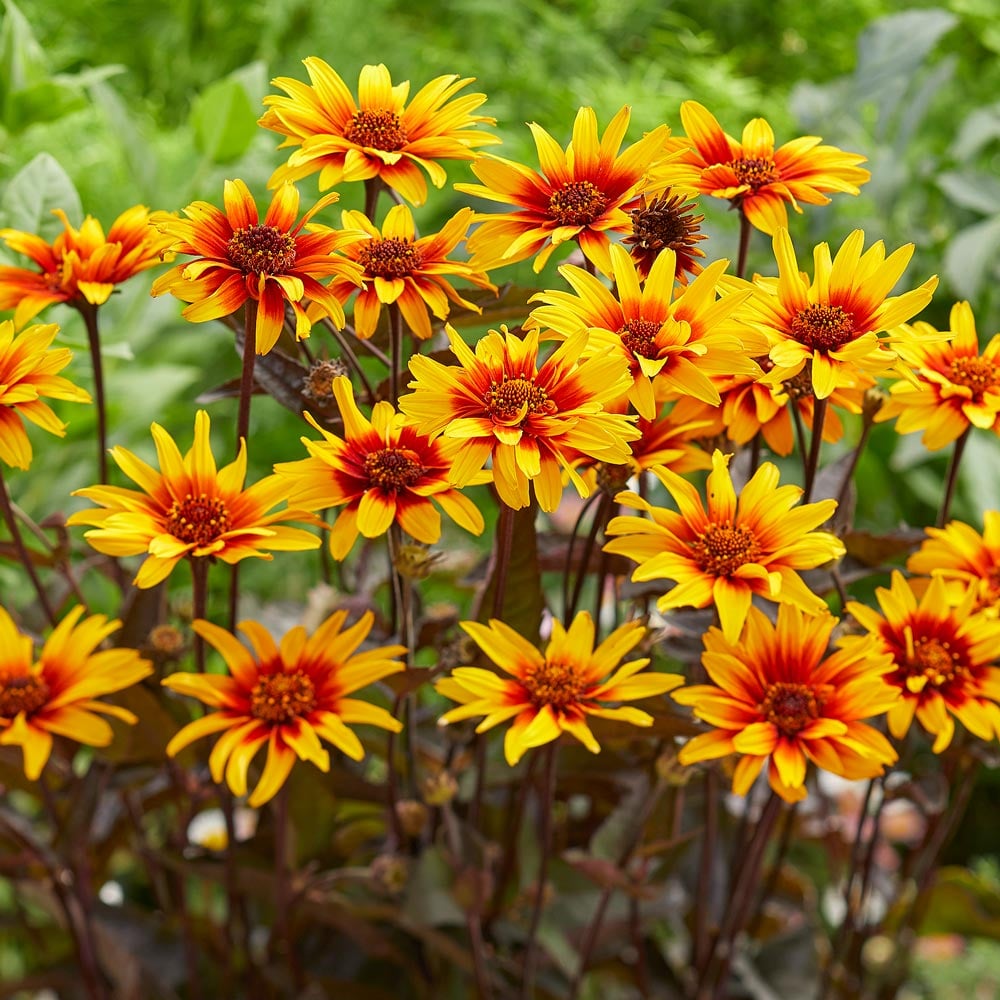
520;743;558;1000
562;493;599;617
567;493;611;619
272;783;302;987
0;465;57;626
237;300;257;454
76;302;109;484
389;303;403;406
190;557;208;672
364;177;384;220
491;501;516;620
320;317;379;405
692;768;720;974
803;396;828;503
735;209;753;281
937;426;970;527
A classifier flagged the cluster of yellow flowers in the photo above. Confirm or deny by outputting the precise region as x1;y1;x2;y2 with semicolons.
0;59;999;811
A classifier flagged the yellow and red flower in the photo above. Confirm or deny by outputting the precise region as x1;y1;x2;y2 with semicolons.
437;612;683;765
274;375;486;559
164;610;405;807
0;320;91;470
260;60;498;205
0;205;173;327
151;179;363;355
327;204;494;340
736;228;938;399
399;325;637;511
604;450;844;641
673;604;898;802
68;410;320;587
0;605;152;779
659;101;870;235
876;301;1000;449
846;572;1000;752
456;105;671;275
527;242;763;419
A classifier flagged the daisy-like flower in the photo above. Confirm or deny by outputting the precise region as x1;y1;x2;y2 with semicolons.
327;204;495;341
736;228;938;400
260;60;498;205
0;321;91;470
527;243;764;419
604;450;844;641
672;604;898;803
456;105;671;275
621;190;706;283
660;101;870;235
845;572;1000;752
67;410;320;588
908;513;1000;615
163;610;405;807
151;180;363;355
0;605;153;780
0;206;173;327
399;325;637;512
274;375;486;559
876;301;1000;449
437;612;683;766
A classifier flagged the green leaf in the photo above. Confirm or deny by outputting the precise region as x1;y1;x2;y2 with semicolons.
944;214;1000;300
0;152;82;240
908;866;1000;938
189;74;258;164
937;170;1000;215
0;0;50;104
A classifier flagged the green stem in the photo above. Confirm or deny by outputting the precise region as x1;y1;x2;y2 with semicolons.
937;426;970;528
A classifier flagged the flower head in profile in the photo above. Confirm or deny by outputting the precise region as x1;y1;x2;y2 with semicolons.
327;204;494;340
151;180;363;355
164;610;405;807
605;450;844;641
260;60;498;205
659;101;870;235
437;612;683;765
737;228;938;399
621;190;706;283
846;572;1000;753
876;301;1000;449
275;376;486;559
457;105;671;275
0;606;152;780
68;410;320;587
527;243;763;419
0;321;91;469
908;513;1000;616
0;206;173;327
673;604;898;802
399;326;637;511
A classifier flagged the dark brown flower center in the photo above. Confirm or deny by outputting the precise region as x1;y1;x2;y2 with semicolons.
625;191;705;258
548;180;608;227
226;224;297;274
521;659;584;709
357;237;422;279
782;362;816;401
364;447;425;492
483;377;556;424
344;109;409;152
790;304;857;353
948;356;998;397
757;682;822;737
907;636;968;688
167;494;231;547
250;671;317;724
730;156;780;191
689;523;761;576
0;671;50;718
618;318;662;360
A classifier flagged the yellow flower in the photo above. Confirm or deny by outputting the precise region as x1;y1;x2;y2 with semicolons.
327;204;494;340
0;605;152;779
260;60;498;205
164;610;405;807
437;612;683;765
673;604;898;803
399;325;637;512
526;242;763;419
846;572;1000;752
0;321;91;469
605;450;844;642
736;228;937;399
0;205;173;326
456;105;671;275
151;179;363;355
274;376;486;559
659;101;870;235
68;410;320;587
876;301;1000;449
